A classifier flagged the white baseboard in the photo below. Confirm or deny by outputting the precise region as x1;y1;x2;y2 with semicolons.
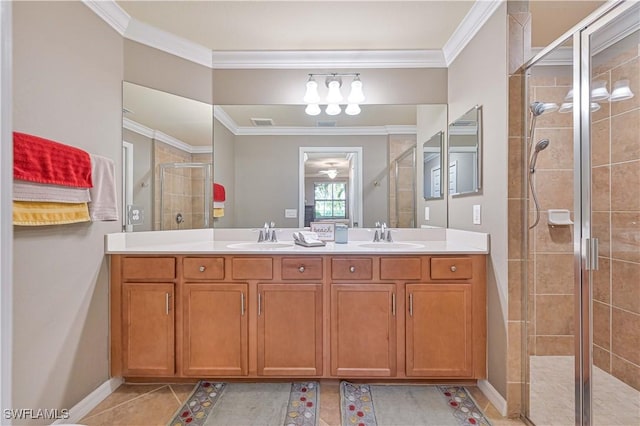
53;377;123;425
478;379;507;417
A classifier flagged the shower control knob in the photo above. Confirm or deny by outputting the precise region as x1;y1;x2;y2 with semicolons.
199;266;206;272
450;265;457;272
298;266;305;273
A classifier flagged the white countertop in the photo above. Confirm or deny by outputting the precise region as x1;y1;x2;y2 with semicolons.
105;227;489;255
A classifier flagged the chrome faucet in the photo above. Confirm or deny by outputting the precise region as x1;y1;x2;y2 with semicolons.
258;221;277;242
373;221;393;242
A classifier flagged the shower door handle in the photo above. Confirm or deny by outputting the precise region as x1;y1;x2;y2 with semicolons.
585;238;599;271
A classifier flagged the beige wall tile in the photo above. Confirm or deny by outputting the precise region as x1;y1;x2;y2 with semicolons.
593;301;611;350
509;137;524;198
612;212;640;263
535;336;574;355
611;354;640;392
593;257;611;304
611;109;640;163
612;160;640;211
591;166;610;212
536;295;574;335
612;260;640;314
536;253;574;295
533;128;573;170
508;321;523;383
591;118;611;167
534;170;573;211
611;57;639;116
509;260;523;321
507;382;522;418
591;95;611;123
509;199;524;259
509;75;524;137
611;308;640;365
592;212;611;258
535;213;573;253
593;345;611;373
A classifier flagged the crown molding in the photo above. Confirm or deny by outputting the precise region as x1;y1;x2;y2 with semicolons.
82;0;130;36
211;50;446;69
213;106;239;135
123;117;153;139
125;18;213;68
123;118;212;154
442;0;504;66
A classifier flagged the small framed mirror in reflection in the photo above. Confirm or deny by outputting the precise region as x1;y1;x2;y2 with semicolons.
422;131;444;200
448;105;482;197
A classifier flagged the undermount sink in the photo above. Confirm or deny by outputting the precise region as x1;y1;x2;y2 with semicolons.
357;242;424;250
226;242;294;250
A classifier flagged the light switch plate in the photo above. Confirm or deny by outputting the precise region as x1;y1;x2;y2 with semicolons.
472;204;481;225
424;207;430;221
285;209;298;218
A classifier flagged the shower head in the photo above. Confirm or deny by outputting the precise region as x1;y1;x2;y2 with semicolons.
530;101;559;117
530;139;550;173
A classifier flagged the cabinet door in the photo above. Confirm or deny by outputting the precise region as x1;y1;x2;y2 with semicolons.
122;283;175;376
183;283;248;376
331;284;396;376
406;283;473;377
257;283;322;376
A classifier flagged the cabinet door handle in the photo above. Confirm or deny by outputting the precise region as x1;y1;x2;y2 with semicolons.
258;293;262;316
241;292;245;316
392;293;396;316
349;266;356;273
409;293;413;317
299;265;305;273
450;265;457;272
199;266;206;272
165;293;171;315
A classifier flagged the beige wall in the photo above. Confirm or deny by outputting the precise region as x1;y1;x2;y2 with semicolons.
448;2;509;399
123;128;154;232
12;1;123;422
212;118;236;228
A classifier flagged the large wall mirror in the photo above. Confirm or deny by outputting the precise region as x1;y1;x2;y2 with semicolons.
448;105;482;197
121;84;449;231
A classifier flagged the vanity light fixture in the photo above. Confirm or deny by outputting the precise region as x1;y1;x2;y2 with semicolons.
610;79;634;101
562;79;634;107
304;73;365;116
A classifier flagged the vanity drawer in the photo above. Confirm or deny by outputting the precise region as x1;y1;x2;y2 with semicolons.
380;257;422;280
232;257;273;280
331;258;373;280
430;257;473;280
122;257;176;281
183;257;225;280
281;257;323;280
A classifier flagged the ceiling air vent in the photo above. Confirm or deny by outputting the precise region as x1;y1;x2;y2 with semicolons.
250;118;274;126
317;120;337;127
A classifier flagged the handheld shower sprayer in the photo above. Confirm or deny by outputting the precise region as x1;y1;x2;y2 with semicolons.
530;102;559;117
529;139;550;173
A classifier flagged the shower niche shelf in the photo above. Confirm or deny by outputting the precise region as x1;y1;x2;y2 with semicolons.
547;209;573;226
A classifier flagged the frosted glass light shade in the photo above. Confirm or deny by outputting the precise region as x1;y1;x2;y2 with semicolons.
564;88;573;101
303;78;320;104
326;80;343;104
559;102;572;113
345;103;361;115
590;102;601;112
347;78;365;103
325;103;341;116
591;80;609;101
610;79;634;101
305;104;321;116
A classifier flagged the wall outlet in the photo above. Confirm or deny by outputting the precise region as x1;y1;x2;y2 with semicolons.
284;208;298;218
424;207;430;221
472;204;481;225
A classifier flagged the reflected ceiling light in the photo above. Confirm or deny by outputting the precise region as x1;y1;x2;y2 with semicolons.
610;79;634;102
558;102;602;113
564;88;574;102
320;168;338;179
591;80;610;101
304;73;365;116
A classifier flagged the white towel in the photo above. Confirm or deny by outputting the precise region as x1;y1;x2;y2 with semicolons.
88;154;119;221
213;201;225;208
13;180;91;203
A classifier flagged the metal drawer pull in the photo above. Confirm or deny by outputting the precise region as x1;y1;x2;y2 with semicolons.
165;293;171;315
450;265;457;272
258;293;262;316
199;266;206;272
409;293;413;317
241;292;245;316
392;293;396;316
299;266;305;273
349;266;356;273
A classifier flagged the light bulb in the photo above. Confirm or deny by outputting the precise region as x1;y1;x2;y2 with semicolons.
325;103;341;116
591;80;609;101
564;88;573;101
345;103;361;115
348;77;365;103
610;79;634;102
303;78;320;104
305;104;321;116
327;170;337;179
326;80;343;104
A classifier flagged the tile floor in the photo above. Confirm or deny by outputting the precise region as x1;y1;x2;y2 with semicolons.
79;381;526;426
530;356;640;426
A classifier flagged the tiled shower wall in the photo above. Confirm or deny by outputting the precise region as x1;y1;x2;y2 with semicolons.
388;135;416;228
153;141;213;230
590;39;640;391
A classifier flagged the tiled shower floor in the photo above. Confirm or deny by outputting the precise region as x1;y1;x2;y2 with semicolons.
530;356;640;425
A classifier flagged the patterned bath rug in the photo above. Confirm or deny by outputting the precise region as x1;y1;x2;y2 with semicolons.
168;381;319;426
339;382;492;426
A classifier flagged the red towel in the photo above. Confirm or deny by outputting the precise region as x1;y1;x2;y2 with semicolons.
13;132;93;188
214;183;226;202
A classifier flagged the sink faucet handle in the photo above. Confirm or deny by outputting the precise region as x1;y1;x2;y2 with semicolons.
270;229;278;242
386;229;393;242
373;230;380;242
257;229;265;242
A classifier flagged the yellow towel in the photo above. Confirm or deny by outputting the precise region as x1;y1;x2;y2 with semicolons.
13;201;91;226
213;208;224;218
